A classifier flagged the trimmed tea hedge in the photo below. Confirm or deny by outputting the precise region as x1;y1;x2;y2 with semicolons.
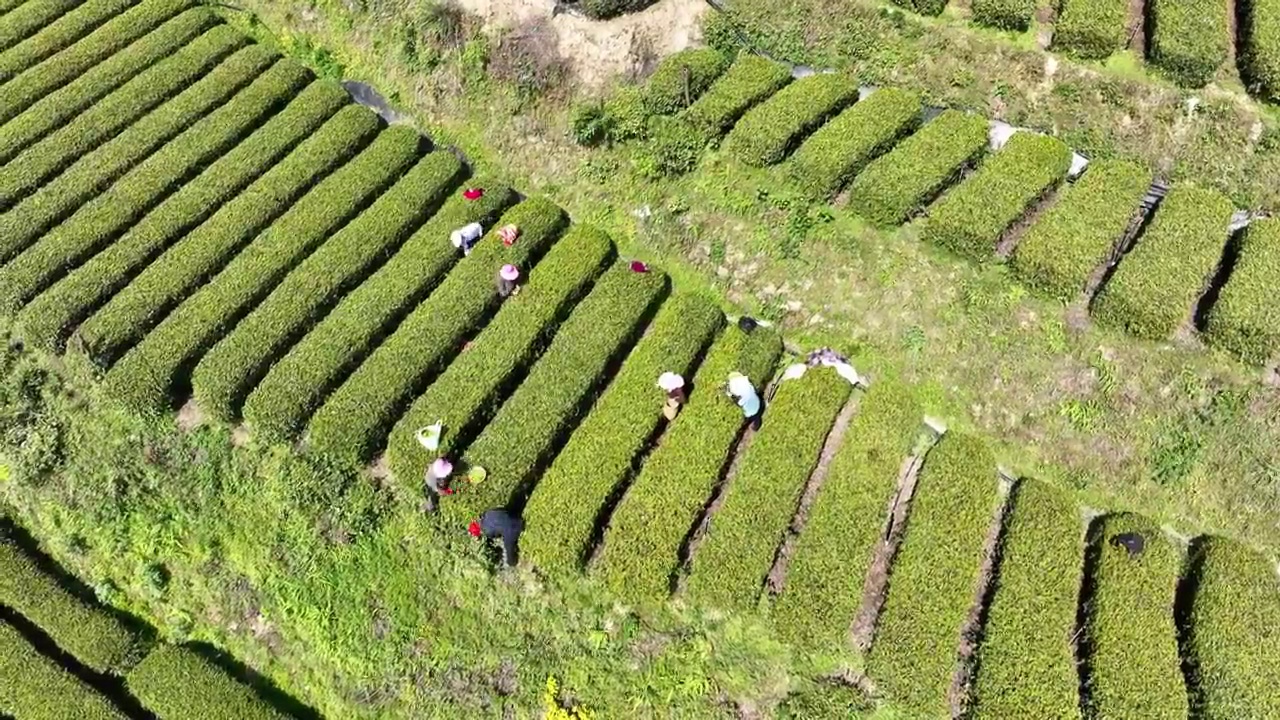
686;369;851;611
1204;218;1280;364
0;534;145;675
453;265;670;520
0;24;249;209
593;325;782;604
127;644;287;720
0;0;137;80
890;0;946;14
1183;536;1280;719
1092;184;1234;340
0;0;81;54
681;54;791;141
0;8;219;161
0;58;309;315
0;0;189;123
71;104;379;370
772;378;921;650
724;72;859;167
0;620;125;720
299;199;567;460
787;87;922;200
106;130;432;414
1081;513;1188;719
385;225;615;492
969;480;1084;720
1149;0;1229;87
245;185;521;444
198;169;492;423
521;295;722;576
644;47;729;115
1053;0;1127;59
17;82;350;353
1241;0;1280;101
922;132;1072;261
0;45;277;262
972;0;1036;31
866;432;998;717
847;110;989;227
1010;159;1151;302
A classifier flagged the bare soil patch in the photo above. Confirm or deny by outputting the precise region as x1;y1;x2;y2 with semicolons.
452;0;707;86
1125;0;1146;56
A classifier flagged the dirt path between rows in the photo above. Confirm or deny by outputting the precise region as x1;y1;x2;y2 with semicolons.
1125;0;1146;57
850;452;927;652
453;0;707;86
947;475;1014;718
765;393;861;594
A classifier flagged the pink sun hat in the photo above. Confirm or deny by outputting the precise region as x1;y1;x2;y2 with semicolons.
500;264;520;282
431;458;453;477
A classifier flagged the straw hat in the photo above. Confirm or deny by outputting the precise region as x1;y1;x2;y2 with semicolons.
431;458;453;477
500;264;520;281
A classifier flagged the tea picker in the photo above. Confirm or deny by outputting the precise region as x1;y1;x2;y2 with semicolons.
421;457;454;514
469;508;524;567
658;371;686;421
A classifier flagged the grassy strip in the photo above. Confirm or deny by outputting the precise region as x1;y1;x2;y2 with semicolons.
1149;0;1229;87
126;644;286;720
452;264;671;520
0;8;219;163
1242;0;1280;101
922;132;1072;261
1092;184;1234;339
686;369;852;611
724;72;859;167
0;533;145;674
105;129;432;414
971;0;1035;31
1053;0;1127;59
1205;218;1280;364
521;295;722;576
70;104;378;370
196;170;496;423
0;0;188;123
865;432;998;717
385;225;615;490
1081;513;1188;719
15;82;350;353
0;0;80;53
0;0;137;81
847;110;989;227
246;185;523;444
593;326;783;604
1183;536;1280;719
295;198;567;458
0;620;125;720
1010;159;1151;302
0;58;310;315
644;47;729;115
0;24;250;212
680;54;791;141
969;480;1084;720
772;378;921;650
890;0;946;14
786;87;922;200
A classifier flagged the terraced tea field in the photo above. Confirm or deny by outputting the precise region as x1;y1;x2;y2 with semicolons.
601;46;1280;367
888;0;1280;99
1;0;1279;716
